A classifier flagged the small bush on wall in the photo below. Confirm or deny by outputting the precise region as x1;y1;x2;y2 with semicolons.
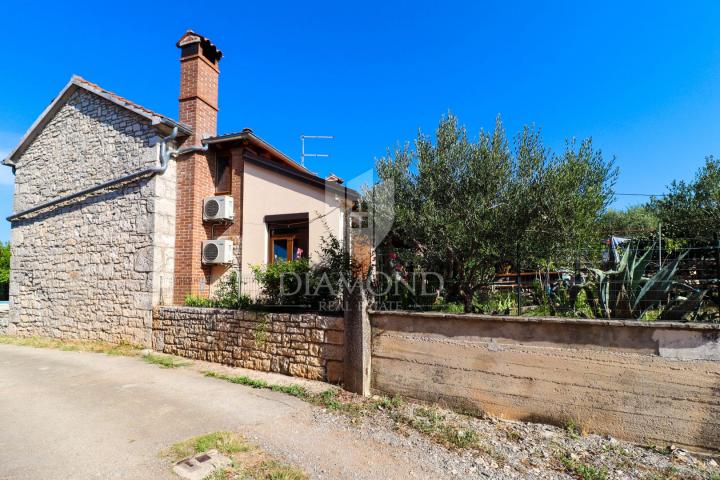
251;259;313;306
184;271;251;309
250;236;349;311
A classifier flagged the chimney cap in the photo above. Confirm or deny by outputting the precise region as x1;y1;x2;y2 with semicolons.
325;173;344;184
177;29;223;63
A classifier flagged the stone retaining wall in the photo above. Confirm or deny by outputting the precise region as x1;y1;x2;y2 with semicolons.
0;306;8;333
370;311;720;452
153;306;345;382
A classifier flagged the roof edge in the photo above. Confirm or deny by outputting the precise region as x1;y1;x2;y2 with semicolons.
204;129;312;175
243;151;360;200
6;75;191;164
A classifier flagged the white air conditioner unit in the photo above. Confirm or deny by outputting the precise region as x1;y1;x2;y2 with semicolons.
203;196;234;222
202;240;234;265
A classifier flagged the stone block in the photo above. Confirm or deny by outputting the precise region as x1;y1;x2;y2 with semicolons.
288;363;307;377
307;329;324;343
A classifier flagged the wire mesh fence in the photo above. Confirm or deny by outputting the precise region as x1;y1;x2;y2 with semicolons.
371;234;720;323
199;272;345;314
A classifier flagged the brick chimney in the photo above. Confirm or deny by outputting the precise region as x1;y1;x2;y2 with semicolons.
177;30;222;145
173;31;223;303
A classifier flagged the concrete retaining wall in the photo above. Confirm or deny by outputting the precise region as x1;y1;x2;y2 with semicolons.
153;306;345;382
370;311;720;452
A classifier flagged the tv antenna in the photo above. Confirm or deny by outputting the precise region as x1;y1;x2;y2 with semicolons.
301;134;334;167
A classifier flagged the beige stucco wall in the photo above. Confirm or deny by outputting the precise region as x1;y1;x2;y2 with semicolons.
240;161;345;274
370;311;720;452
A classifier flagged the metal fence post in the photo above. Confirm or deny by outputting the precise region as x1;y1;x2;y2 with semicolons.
715;233;720;319
516;242;522;316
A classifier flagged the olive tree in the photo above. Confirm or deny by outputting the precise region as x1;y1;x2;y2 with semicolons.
649;156;720;241
376;114;617;311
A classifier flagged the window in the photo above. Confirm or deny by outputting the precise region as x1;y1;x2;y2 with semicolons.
265;213;309;264
351;199;369;229
215;155;231;193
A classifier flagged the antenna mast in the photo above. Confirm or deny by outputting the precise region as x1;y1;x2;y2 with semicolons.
301;134;334;167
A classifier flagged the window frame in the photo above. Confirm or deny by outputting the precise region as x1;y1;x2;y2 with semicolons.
214;154;232;195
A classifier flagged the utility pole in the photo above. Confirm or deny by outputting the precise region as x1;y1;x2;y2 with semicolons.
300;135;334;167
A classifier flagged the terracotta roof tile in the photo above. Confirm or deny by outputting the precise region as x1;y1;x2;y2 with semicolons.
72;76;188;131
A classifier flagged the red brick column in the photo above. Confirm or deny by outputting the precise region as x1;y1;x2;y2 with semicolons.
173;31;222;303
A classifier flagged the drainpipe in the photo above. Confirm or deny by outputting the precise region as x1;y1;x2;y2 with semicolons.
7;127;182;222
175;144;208;156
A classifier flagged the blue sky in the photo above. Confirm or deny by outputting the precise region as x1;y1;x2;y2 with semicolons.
2;1;720;242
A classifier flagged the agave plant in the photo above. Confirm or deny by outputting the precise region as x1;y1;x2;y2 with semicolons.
586;243;705;320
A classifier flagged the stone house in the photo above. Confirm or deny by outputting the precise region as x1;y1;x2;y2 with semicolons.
1;31;355;345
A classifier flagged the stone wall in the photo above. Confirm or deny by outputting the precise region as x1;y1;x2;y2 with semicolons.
153;306;345;382
0;305;8;334
8;88;176;345
370;311;720;452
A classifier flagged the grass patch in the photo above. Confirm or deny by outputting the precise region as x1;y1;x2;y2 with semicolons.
0;335;140;356
169;431;249;461
504;426;522;442
565;418;581;439
204;372;310;399
167;431;307;480
142;352;191;368
249;460;307;480
205;372;372;416
560;454;608;480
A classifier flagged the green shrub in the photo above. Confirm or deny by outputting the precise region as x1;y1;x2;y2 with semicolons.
472;291;516;315
560;455;607;480
184;295;216;308
0;241;9;299
252;237;347;309
251;259;312;305
183;271;251;309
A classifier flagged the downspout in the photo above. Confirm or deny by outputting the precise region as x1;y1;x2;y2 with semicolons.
7;127;182;222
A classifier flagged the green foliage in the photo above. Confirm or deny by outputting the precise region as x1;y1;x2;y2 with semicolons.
169;431;248;461
184;271;251;309
251;235;350;309
184;295;216;308
0;241;9;290
204;371;311;399
213;271;246;308
587;243;705;320
473;291;516;315
599;205;659;237
307;234;356;305
376;113;617;312
142;352;190;368
565;418;581;439
649;156;720;241
252;258;312;305
253;316;269;347
560;455;608;480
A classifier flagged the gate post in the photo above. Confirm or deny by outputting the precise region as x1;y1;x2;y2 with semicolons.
343;286;371;396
